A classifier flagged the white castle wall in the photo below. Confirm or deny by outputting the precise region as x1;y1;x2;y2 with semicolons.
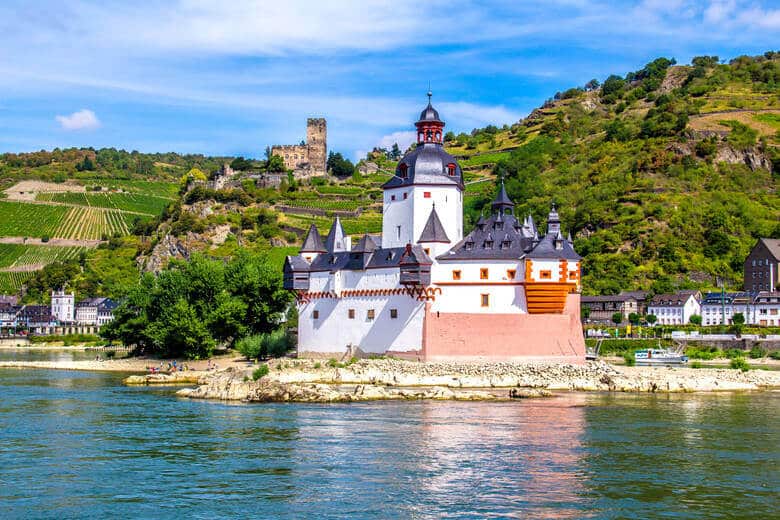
382;185;462;248
431;260;527;314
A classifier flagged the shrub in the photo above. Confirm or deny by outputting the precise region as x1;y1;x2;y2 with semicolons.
725;348;746;359
313;362;321;369
623;352;636;366
685;346;722;360
252;364;269;380
690;361;703;369
105;350;116;359
770;351;780;360
730;357;749;372
236;329;292;360
749;346;767;359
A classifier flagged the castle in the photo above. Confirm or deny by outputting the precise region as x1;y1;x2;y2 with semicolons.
283;95;585;362
270;118;327;178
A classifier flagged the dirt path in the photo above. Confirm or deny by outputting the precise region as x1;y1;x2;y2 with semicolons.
0;237;104;247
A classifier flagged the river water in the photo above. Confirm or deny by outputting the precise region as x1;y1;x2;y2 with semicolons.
0;365;778;519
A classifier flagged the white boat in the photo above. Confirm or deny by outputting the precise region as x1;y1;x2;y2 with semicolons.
634;348;688;366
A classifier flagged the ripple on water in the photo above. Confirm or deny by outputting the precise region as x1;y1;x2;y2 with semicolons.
0;370;778;519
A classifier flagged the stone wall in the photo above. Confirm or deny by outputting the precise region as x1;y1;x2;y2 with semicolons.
269;118;327;178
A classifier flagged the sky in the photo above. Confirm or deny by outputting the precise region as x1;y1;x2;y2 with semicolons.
1;1;778;161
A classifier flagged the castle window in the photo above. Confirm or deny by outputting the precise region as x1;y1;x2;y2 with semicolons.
569;271;578;280
540;270;552;280
399;164;408;178
452;270;462;280
403;192;408;200
480;268;489;280
481;294;490;307
424;248;430;256
390;309;398;319
348;309;355;319
367;309;375;320
397;226;401;240
447;163;456;176
391;195;396;201
424;192;431;198
312;310;319;319
507;269;516;279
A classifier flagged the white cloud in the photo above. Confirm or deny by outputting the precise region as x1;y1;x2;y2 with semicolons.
377;131;416;152
55;109;101;131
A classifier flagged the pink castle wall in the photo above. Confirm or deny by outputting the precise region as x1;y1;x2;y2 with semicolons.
417;293;586;363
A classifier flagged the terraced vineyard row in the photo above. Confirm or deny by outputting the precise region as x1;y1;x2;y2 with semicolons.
0;272;34;293
36;192;171;215
53;207;136;240
0;201;68;238
79;179;180;198
0;244;85;269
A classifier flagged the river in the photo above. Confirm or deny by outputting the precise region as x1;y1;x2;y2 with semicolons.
0;365;778;519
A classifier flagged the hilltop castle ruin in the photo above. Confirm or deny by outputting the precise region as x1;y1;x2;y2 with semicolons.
270;118;327;178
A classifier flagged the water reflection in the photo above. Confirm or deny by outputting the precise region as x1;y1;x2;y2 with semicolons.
0;370;778;519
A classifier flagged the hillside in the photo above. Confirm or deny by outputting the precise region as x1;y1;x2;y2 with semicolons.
1;51;778;300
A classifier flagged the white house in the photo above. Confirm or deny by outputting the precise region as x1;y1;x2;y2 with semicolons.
284;94;585;363
647;291;701;325
753;291;780;327
700;292;751;326
51;289;74;323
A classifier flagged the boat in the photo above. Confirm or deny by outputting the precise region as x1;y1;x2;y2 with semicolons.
634;347;688;366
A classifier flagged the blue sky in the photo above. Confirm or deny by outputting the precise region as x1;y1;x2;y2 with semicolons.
1;1;778;161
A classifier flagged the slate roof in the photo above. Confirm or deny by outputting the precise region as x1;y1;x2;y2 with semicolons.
438;187;580;262
581;293;645;303
418;206;450;243
76;297;107;308
417;92;442;123
649;291;700;307
758;238;780;260
301;245;432;273
300;224;326;253
352;234;378;253
325;217;347;252
382;143;464;190
17;305;57;323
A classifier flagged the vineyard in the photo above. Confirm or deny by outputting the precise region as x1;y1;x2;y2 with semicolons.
0;244;85;269
0;201;68;238
53;207;138;240
0;272;34;293
78;179;180;198
36;192;172;215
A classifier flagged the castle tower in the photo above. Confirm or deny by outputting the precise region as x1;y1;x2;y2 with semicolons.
306;118;327;176
381;93;464;248
51;288;74;323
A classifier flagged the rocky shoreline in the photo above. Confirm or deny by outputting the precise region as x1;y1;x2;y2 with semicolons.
170;358;780;403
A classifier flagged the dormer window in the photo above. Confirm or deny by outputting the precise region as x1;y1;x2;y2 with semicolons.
484;240;493;249
494;222;504;230
399;163;408;178
447;163;456;176
465;241;474;251
501;240;511;250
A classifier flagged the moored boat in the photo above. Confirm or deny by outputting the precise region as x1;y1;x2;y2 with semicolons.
634;348;688;366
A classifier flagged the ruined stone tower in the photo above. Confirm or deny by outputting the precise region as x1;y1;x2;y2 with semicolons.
270;118;327;178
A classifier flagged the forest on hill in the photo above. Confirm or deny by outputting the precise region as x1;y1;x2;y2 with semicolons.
1;51;778;301
446;52;780;294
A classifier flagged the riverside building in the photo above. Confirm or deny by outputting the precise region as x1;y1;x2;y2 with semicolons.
284;94;585;362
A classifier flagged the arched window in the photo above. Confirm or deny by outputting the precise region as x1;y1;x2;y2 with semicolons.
447;163;456;176
435;132;441;142
399;163;408;178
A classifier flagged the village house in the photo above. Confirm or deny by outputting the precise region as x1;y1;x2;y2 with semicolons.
744;238;779;293
51;289;75;323
753;292;780;327
581;291;648;322
284;94;585;363
700;292;751;326
17;305;58;335
647;291;701;325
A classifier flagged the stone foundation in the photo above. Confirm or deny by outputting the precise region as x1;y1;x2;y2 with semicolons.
421;293;586;363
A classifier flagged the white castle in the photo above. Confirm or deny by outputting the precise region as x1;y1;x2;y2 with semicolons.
284;94;585;362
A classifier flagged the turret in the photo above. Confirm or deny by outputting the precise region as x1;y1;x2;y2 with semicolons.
300;224;326;262
546;203;560;236
491;181;514;216
325;217;350;252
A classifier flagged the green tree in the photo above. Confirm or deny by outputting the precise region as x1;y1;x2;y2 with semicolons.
327;152;356;177
689;314;702;325
230;157;252;171
646;314;657;326
612;312;623;325
628;312;640;325
267;154;286;172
